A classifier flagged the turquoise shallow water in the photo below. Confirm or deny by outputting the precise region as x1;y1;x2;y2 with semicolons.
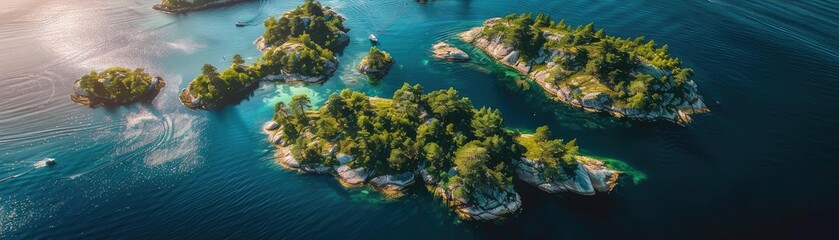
1;0;837;238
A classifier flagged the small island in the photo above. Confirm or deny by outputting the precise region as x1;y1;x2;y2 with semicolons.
357;47;394;79
71;67;165;107
153;0;251;14
264;83;621;221
432;42;470;62
460;14;708;124
180;0;348;109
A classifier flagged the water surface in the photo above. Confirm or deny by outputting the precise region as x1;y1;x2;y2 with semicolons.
1;0;837;238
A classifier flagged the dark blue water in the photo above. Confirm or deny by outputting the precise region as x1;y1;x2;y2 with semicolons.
1;0;837;238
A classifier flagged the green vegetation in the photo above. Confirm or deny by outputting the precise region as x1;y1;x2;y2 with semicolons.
76;67;156;100
186;54;259;102
183;1;345;108
517;126;579;180
358;47;394;78
480;13;697;111
186;33;336;104
273;84;539;200
159;0;238;9
262;0;348;51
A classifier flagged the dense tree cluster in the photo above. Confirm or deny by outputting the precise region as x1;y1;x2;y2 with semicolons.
77;67;154;100
188;33;336;103
262;0;348;51
271;84;584;201
481;13;696;110
187;54;258;102
518;126;579;180
159;0;219;8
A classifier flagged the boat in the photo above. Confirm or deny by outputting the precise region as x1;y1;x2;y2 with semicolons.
235;21;246;27
369;34;378;43
44;158;56;166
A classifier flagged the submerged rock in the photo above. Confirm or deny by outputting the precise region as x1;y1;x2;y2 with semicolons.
432;42;470;62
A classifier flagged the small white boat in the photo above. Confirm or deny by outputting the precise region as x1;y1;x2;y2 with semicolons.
369;34;378;43
44;158;56;166
235;21;246;27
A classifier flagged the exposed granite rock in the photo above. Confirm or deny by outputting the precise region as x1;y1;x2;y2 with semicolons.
262;42;339;84
370;172;416;192
264;121;280;131
513;156;620;196
432;42;470;62
357;50;394;79
422;168;522;221
335;165;373;187
578;156;621;192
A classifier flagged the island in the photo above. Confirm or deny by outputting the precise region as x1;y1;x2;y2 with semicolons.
357;47;394;79
432;42;470;62
460;14;708;124
264;83;622;221
180;0;348;109
71;67;165;107
153;0;252;14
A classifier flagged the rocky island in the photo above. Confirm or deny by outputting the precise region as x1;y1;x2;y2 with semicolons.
432;42;470;62
153;0;251;14
71;67;165;107
357;47;394;79
460;14;708;124
180;0;348;109
264;83;621;221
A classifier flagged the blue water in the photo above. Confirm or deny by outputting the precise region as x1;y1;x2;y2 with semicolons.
1;0;837;238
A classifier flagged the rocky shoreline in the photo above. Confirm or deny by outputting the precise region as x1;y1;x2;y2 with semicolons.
264;120;525;220
460;18;708;125
152;0;251;14
432;42;470;62
71;77;166;107
264;118;622;221
264;122;417;196
513;156;620;195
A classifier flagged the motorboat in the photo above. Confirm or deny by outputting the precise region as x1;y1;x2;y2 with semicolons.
44;158;56;166
369;34;378;43
235;21;246;27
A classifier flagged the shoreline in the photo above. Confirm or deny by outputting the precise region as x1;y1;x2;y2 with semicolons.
152;0;251;14
459;23;709;125
71;77;166;107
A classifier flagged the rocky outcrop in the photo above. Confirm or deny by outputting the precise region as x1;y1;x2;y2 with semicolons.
432;42;470;62
263;42;339;84
357;54;394;79
459;18;708;125
152;0;251;14
513;156;620;196
370;172;415;193
71;77;166;107
335;165;373;187
420;168;522;221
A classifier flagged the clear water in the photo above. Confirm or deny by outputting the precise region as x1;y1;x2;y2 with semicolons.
1;0;837;238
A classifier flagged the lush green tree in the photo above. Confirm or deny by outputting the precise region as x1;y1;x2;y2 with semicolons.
232;54;245;65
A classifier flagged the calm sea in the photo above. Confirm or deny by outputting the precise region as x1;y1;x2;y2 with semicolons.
1;0;837;239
